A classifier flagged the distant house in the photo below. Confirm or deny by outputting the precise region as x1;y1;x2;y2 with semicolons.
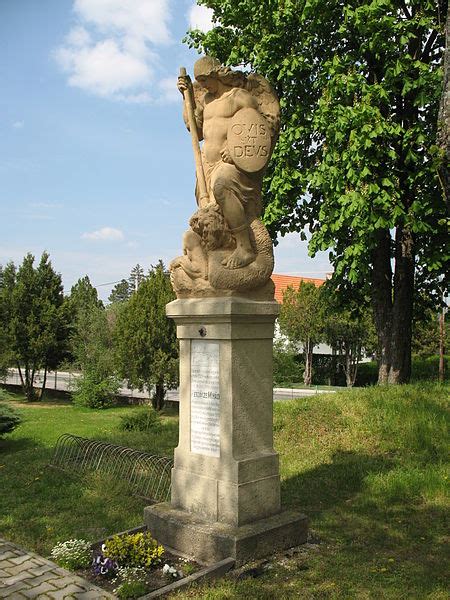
270;273;331;355
271;273;326;304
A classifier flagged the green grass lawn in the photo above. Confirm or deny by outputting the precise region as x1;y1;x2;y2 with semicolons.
0;389;178;555
0;384;448;599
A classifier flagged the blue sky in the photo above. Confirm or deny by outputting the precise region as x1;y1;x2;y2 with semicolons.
0;0;331;300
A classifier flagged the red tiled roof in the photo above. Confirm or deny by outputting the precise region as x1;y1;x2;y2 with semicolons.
271;273;326;304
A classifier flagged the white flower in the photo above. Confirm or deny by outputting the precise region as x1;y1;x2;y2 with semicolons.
162;563;178;578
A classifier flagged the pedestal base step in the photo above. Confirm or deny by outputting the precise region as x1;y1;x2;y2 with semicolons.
144;503;308;566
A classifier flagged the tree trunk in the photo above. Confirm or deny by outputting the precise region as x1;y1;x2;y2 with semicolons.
22;361;37;402
17;363;25;388
330;346;337;386
388;225;415;384
371;229;393;384
152;382;165;411
344;348;356;387
439;306;445;383
303;339;313;386
40;365;48;400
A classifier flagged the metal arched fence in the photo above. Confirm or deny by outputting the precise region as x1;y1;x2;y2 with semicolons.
50;434;173;503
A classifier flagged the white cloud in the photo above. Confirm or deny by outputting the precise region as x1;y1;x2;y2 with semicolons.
56;38;152;97
74;0;171;45
82;226;124;241
54;0;172;102
12;121;24;129
188;4;214;32
29;202;63;209
158;77;179;103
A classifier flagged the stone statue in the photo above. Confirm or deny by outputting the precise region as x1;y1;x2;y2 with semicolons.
170;56;280;299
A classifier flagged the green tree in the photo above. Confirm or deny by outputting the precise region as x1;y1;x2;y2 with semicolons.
0;253;68;401
279;282;324;385
108;279;131;304
128;263;145;293
114;262;178;410
66;275;103;364
67;277;119;408
68;276;103;315
188;0;448;385
324;310;374;387
71;304;119;409
412;306;449;358
0;264;16;378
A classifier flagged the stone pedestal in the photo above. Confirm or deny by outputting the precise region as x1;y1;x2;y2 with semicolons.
145;297;307;565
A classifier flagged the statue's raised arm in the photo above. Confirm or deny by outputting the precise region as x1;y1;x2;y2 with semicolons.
170;56;280;300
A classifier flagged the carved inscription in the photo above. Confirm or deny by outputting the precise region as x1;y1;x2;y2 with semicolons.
190;341;220;457
227;107;271;173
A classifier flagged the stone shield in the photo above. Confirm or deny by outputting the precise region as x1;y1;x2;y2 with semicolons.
227;107;271;173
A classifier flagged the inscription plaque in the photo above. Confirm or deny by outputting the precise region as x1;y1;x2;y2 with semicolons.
190;340;220;457
227;107;271;173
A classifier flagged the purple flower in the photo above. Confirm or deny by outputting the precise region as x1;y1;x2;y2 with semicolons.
92;554;118;578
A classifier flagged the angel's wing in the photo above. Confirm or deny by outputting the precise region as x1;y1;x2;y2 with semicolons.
246;74;280;142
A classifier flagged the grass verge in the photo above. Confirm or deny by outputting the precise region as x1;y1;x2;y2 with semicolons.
0;384;448;598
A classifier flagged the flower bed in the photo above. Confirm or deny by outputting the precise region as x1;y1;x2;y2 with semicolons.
51;528;200;599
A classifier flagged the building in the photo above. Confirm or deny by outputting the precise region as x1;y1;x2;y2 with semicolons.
271;273;325;304
271;273;331;355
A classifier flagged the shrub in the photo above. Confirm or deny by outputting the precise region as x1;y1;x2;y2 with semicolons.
119;407;160;432
273;341;302;386
354;361;378;386
0;403;22;436
72;371;119;409
103;532;164;568
355;356;450;386
50;539;92;570
411;355;449;382
115;581;147;599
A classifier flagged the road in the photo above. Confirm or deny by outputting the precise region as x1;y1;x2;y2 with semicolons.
3;369;334;402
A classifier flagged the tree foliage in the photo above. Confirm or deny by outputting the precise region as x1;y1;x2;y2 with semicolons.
187;0;448;385
0;253;68;401
279;282;324;385
66;275;103;364
128;263;145;292
109;264;146;304
108;279;131;304
68;279;119;409
114;262;178;410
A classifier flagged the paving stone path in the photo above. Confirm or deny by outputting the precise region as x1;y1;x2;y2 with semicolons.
0;539;116;599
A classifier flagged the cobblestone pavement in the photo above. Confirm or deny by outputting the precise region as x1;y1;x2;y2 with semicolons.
0;539;116;599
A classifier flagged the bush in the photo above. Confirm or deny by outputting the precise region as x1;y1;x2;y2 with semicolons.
0;403;22;436
103;532;164;568
119;407;160;432
354;361;378;386
115;581;147;599
273;341;302;386
355;356;449;386
73;371;119;409
411;355;449;382
50;539;92;570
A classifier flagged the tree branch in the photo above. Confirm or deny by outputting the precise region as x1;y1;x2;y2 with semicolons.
399;0;412;20
421;30;439;62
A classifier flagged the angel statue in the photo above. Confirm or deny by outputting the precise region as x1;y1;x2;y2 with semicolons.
169;56;280;299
